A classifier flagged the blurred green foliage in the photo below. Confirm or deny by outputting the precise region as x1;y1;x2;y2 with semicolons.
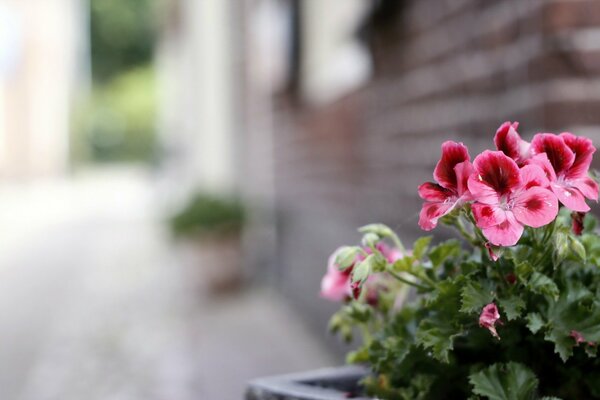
79;66;157;163
90;0;157;83
73;0;158;164
170;194;246;238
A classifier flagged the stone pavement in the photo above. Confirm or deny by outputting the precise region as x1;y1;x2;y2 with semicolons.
0;168;337;400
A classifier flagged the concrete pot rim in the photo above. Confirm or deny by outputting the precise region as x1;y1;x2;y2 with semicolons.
246;365;373;400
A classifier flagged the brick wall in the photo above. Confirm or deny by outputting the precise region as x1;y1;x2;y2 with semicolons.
272;0;600;351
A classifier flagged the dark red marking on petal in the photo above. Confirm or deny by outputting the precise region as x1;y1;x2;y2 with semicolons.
473;151;521;195
561;132;595;179
531;133;575;176
434;141;470;191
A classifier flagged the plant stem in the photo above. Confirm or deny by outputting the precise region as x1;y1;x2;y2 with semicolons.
388;270;433;291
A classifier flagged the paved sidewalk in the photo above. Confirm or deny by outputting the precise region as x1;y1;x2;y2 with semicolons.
0;169;337;400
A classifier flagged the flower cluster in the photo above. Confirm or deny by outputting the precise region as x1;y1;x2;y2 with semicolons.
321;123;600;399
418;121;598;246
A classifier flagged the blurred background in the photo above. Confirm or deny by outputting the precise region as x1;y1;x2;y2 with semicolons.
1;0;600;399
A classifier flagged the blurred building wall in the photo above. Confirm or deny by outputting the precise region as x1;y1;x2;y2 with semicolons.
0;0;85;180
158;0;240;196
272;0;600;338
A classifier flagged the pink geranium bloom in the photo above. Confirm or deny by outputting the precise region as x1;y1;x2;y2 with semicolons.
530;133;598;212
479;303;501;339
418;141;474;230
494;121;531;165
468;151;558;246
320;247;352;302
320;243;404;302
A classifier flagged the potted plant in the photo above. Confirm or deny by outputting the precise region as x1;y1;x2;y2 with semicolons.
170;193;245;294
247;122;600;399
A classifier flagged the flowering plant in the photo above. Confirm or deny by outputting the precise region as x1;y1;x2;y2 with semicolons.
322;122;600;399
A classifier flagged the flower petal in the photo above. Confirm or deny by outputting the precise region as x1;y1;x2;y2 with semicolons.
479;303;501;339
512;187;558;228
471;150;521;196
433;141;470;191
321;251;352;302
520;164;550;189
551;182;590;212
571;176;599;201
472;203;507;228
481;212;524;246
531;133;575;176
418;202;453;231
494;121;530;164
560;132;595;180
454;160;475;198
526;153;557;182
418;182;453;202
468;174;501;205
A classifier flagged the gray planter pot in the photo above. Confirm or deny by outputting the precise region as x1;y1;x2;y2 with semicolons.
245;366;373;400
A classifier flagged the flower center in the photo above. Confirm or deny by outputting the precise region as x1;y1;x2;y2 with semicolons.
499;195;515;211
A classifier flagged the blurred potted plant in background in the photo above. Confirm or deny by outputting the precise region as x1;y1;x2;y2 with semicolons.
247;122;600;399
170;193;246;295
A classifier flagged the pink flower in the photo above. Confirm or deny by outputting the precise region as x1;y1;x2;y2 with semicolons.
418;141;474;230
320;243;404;302
494;121;531;165
570;330;596;347
530;133;598;212
468;151;558;246
479;303;501;339
320;247;352;302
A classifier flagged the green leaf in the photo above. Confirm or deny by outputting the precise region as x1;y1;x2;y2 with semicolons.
428;239;461;267
515;261;533;282
498;295;526;321
527;272;559;300
415;317;461;363
544;283;600;362
526;313;544;334
460;281;494;314
469;362;539;400
346;346;369;364
413;236;432;259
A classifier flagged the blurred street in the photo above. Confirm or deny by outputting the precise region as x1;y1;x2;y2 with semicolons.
0;168;335;400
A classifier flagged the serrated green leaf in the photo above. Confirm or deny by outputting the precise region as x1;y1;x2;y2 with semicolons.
515;261;533;283
526;313;544;334
428;239;461;267
413;236;432;259
415;318;461;363
527;272;559;300
544;283;600;362
469;362;538;400
460;281;494;314
392;256;417;274
346;346;369;364
498;295;526;321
